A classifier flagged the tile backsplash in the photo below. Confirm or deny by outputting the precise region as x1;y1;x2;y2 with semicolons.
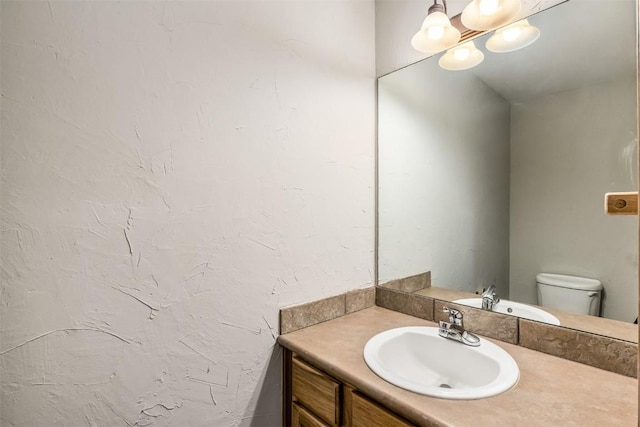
280;287;375;334
378;271;431;293
281;285;637;378
519;319;637;377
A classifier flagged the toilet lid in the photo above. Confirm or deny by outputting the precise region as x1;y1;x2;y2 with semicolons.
536;273;603;291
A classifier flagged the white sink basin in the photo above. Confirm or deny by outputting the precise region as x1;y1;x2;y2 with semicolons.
364;327;519;399
453;298;560;325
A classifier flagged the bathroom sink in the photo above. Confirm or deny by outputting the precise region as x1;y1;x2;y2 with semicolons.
363;327;519;399
453;298;560;325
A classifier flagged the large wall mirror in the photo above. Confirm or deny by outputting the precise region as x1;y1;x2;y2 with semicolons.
377;0;638;342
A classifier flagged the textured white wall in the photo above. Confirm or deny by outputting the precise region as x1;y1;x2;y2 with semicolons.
378;61;511;294
509;78;638;321
0;1;375;425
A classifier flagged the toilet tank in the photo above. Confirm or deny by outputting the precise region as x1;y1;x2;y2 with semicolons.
536;273;603;316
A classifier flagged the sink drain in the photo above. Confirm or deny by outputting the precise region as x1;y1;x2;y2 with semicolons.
439;384;452;389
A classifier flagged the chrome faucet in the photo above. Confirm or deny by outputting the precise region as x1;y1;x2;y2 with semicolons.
438;307;480;347
481;284;500;311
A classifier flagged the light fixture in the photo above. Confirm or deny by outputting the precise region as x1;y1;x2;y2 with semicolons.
461;0;521;31
438;41;485;71
486;19;540;52
411;0;461;54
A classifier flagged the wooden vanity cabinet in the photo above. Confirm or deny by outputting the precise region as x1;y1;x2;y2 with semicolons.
349;391;413;427
291;356;340;426
283;349;414;427
292;403;330;427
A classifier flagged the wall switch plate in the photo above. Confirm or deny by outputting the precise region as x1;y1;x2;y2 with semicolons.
605;192;638;215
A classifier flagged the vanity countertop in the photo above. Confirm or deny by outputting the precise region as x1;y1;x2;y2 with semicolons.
277;306;637;427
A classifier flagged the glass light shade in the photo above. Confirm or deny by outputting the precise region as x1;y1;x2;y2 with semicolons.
438;41;485;71
486;19;540;52
411;11;461;53
461;0;521;31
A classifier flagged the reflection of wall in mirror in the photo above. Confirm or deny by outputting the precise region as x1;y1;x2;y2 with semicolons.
378;73;638;323
510;78;638;322
377;67;511;298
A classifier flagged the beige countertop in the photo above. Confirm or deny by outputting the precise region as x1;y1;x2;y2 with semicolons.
278;306;637;427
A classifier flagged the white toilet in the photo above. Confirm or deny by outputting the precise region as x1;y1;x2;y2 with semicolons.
536;273;603;316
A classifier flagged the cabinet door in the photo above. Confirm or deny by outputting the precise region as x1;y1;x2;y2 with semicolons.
350;391;414;427
292;357;341;426
292;403;330;427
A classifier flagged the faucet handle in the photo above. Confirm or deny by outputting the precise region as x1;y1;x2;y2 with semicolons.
442;307;463;325
482;284;497;297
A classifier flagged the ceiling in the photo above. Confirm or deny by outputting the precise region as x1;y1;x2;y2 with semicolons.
423;0;637;103
444;0;566;17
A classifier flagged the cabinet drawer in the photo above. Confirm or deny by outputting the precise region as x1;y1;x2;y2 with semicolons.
292;402;330;427
292;357;340;426
351;391;414;427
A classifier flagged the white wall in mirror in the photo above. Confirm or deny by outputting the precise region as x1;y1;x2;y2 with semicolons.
378;66;511;297
510;78;638;320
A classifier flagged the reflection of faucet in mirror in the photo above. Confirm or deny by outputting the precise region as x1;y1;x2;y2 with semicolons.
481;284;500;311
438;307;480;347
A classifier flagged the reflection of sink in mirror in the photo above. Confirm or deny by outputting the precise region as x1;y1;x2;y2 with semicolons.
363;326;519;400
453;298;560;325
